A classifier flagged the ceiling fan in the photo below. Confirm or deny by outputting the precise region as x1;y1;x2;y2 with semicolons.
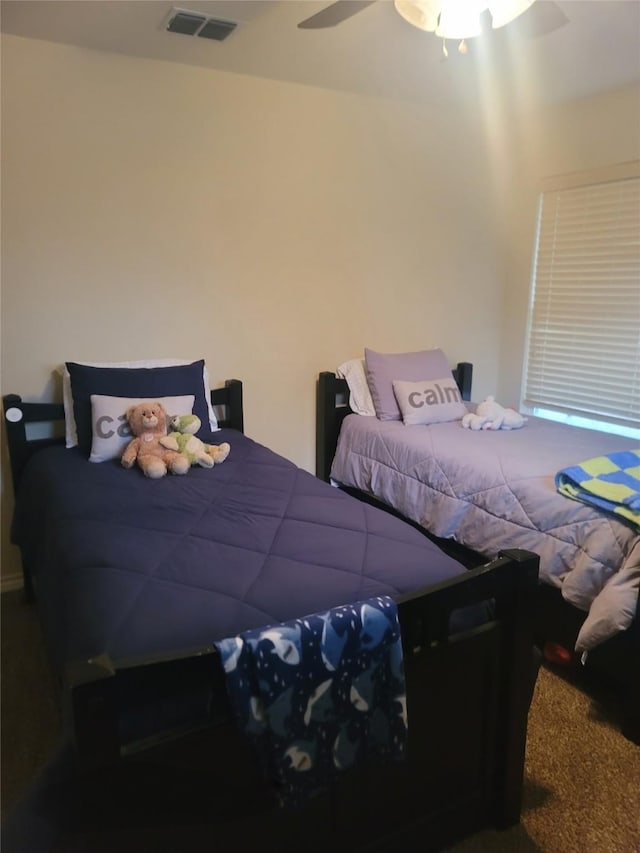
297;0;569;40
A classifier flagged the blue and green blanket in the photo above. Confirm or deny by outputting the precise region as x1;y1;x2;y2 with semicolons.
555;448;640;531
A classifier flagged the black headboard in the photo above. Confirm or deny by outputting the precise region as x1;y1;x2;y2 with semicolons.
316;362;473;483
3;379;244;494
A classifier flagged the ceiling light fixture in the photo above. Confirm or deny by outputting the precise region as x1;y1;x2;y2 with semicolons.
394;0;535;51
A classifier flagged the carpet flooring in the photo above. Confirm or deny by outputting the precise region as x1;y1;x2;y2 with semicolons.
2;590;639;852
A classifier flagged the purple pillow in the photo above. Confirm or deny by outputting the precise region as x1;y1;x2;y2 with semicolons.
364;348;454;421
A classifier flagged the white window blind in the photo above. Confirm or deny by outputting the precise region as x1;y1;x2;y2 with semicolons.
522;166;640;431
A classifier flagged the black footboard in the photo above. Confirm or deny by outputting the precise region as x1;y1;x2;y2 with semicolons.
65;549;539;851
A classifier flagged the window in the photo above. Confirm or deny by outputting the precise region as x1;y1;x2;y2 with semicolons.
521;162;640;440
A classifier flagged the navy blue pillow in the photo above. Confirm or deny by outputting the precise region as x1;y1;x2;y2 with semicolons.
66;360;210;456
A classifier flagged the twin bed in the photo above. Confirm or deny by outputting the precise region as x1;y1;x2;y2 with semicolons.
316;354;640;742
3;361;539;852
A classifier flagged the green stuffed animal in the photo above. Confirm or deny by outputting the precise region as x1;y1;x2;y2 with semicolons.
159;414;230;468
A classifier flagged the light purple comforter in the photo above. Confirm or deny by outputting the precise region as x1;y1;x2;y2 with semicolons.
331;414;640;651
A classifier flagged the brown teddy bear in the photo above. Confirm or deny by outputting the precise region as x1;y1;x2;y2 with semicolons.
121;401;190;478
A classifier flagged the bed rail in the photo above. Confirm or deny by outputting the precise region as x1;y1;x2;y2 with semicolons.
316;362;472;482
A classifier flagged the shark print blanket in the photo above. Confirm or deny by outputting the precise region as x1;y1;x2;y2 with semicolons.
215;595;407;808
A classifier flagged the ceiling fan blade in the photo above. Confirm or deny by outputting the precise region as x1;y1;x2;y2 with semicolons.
511;0;569;38
297;1;377;29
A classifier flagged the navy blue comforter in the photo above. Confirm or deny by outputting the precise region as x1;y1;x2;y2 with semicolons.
12;430;466;672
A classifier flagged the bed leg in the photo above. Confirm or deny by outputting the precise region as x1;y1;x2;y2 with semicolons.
67;657;121;769
20;561;35;603
622;680;640;745
622;717;640;745
493;549;540;829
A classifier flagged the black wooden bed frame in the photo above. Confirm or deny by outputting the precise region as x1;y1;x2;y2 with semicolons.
3;380;541;851
316;368;640;745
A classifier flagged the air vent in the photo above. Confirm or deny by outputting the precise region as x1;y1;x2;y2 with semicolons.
197;18;237;41
165;9;237;41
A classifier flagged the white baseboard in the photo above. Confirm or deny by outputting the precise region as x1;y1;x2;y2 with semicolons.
1;573;24;594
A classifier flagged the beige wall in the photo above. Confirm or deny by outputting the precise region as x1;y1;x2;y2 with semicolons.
496;83;640;405
1;34;638;587
1;34;508;585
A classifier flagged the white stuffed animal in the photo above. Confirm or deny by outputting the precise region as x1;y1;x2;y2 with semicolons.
461;411;489;430
462;396;527;431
